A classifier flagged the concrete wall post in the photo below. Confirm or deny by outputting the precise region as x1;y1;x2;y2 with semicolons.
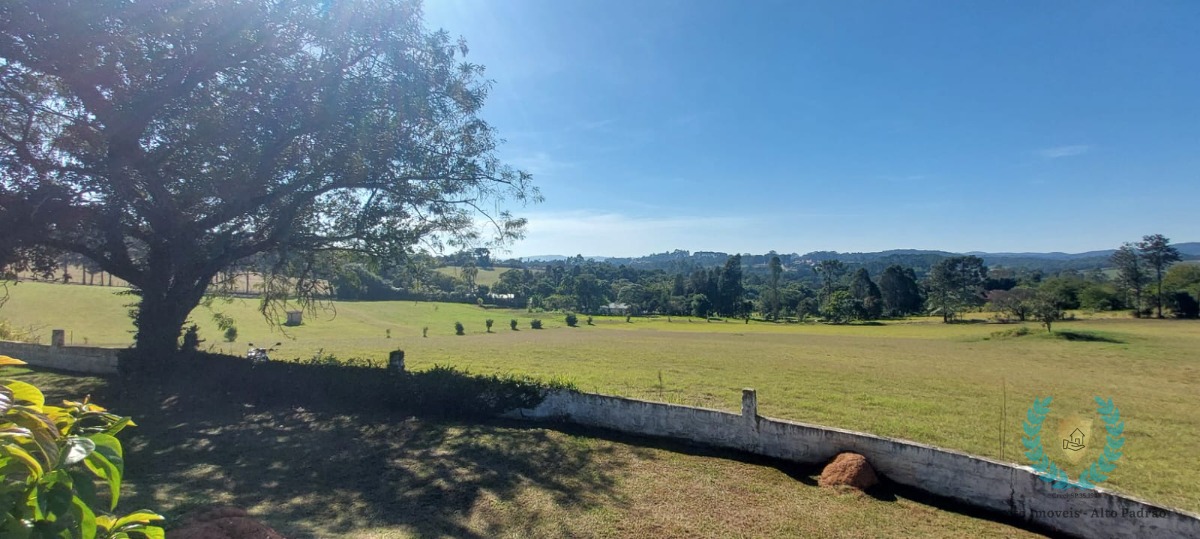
741;388;757;421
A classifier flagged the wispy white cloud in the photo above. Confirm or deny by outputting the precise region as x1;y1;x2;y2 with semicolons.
507;151;573;176
1037;145;1091;159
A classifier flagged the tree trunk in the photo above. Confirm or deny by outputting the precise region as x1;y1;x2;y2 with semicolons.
1156;271;1164;318
130;278;211;363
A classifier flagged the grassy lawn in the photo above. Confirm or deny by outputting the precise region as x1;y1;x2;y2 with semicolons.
3;280;1199;514
9;366;1042;538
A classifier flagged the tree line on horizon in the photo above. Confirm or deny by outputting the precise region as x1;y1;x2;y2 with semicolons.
304;234;1199;324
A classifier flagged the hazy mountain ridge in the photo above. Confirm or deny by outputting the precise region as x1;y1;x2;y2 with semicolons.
519;242;1200;273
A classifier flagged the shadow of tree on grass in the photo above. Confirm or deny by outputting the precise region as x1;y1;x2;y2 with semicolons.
1052;330;1125;343
114;395;628;538
21;357;627;539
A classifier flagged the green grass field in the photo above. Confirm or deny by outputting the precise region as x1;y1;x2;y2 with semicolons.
4;280;1199;515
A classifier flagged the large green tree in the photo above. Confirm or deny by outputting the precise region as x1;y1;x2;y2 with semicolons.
925;256;988;323
1136;234;1181;319
847;268;882;320
878;264;923;317
813;259;847;306
1162;263;1200;312
765;255;782;320
1110;243;1148;316
0;0;536;360
716;254;745;317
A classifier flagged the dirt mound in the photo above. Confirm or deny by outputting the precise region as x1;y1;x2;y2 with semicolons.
171;505;286;539
818;452;878;491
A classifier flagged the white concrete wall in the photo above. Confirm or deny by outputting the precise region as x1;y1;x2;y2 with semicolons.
508;389;1200;539
0;340;119;374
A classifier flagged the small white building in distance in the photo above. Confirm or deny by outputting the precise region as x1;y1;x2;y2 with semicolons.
599;302;631;315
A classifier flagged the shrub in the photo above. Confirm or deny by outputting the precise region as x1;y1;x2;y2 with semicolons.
223;325;238;343
1170;291;1200;319
402;364;575;417
155;351;570;420
454;321;465;335
0;355;165;538
422;326;429;338
486;319;494;332
530;319;543;330
510;319;518;330
989;326;1032;339
586;315;594;326
0;319;39;343
181;324;203;352
565;313;578;327
302;348;340;366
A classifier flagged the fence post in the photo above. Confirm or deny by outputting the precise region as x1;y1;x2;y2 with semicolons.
742;388;758;421
388;350;406;375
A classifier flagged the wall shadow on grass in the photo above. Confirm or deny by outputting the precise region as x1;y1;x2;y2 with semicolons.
528;422;1067;539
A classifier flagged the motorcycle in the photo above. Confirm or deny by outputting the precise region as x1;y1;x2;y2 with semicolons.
247;342;282;365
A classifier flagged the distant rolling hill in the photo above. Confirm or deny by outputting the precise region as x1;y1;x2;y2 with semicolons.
520;242;1199;274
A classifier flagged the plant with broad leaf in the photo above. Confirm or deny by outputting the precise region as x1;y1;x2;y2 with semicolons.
0;355;164;538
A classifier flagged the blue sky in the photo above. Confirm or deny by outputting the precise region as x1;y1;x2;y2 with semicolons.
422;1;1200;258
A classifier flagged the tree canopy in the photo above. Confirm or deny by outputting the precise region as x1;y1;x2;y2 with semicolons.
0;0;537;359
1136;234;1181;319
925;256;988;322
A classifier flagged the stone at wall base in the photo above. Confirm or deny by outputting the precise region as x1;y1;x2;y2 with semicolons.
818;452;879;491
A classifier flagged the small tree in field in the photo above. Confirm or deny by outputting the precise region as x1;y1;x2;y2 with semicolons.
454;321;465;336
530;319;543;330
1033;295;1063;333
565;313;578;327
485;319;494;332
510;319;518;330
988;288;1037;322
